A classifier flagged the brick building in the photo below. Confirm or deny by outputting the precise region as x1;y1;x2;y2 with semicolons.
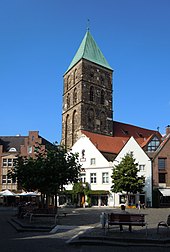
151;125;170;207
0;131;52;193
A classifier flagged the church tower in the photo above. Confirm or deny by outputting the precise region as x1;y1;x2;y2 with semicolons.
61;30;113;149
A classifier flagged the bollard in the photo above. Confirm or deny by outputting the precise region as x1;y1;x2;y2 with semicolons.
100;212;106;228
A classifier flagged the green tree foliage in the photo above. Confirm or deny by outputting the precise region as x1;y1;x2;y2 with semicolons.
72;182;90;206
9;144;81;206
111;152;145;200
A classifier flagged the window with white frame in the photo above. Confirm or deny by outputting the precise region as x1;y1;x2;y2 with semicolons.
90;158;96;165
2;158;15;167
8;159;12;167
7;176;11;184
90;173;97;183
2;175;12;184
139;165;145;171
28;146;32;154
80;173;86;183
2;159;7;167
2;175;6;184
102;172;109;183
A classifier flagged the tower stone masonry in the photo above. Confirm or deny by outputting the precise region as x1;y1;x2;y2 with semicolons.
61;31;113;149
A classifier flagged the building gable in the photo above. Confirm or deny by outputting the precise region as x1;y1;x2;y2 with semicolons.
71;134;109;168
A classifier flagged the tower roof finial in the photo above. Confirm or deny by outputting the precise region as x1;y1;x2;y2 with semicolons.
87;19;90;31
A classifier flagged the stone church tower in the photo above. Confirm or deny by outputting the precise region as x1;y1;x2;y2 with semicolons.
61;30;113;149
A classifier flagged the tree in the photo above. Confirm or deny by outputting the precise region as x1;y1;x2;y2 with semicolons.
72;182;90;206
111;152;145;205
9;143;81;207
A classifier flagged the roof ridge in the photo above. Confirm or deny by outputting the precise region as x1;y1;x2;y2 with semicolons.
82;30;88;59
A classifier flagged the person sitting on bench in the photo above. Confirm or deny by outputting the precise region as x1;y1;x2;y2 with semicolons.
120;205;132;232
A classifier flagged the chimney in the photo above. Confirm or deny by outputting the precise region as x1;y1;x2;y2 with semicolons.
166;125;170;135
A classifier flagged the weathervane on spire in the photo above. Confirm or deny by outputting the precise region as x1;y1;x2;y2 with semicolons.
87;19;90;31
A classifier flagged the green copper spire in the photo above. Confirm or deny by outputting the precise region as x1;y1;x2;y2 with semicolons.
65;31;112;73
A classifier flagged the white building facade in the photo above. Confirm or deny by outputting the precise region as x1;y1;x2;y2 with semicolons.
112;137;152;207
64;135;152;208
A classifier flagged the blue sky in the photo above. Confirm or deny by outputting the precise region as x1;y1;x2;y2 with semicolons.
0;0;170;143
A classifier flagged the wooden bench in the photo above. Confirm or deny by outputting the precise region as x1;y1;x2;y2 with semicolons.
26;208;69;223
23;208;58;224
108;213;147;236
23;207;69;224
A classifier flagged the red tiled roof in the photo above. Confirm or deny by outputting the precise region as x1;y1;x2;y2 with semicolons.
82;121;162;155
113;121;160;138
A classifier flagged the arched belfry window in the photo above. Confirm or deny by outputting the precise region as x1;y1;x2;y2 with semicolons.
101;90;105;105
67;75;70;90
101;75;104;85
65;114;69;148
88;108;95;130
74;69;77;84
73;88;77;105
100;112;106;132
67;93;70;109
90;86;94;102
72;110;77;145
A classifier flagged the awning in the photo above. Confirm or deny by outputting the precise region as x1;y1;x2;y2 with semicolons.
18;191;40;196
0;189;16;196
159;189;170;196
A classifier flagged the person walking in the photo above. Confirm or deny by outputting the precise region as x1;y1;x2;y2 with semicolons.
137;201;141;211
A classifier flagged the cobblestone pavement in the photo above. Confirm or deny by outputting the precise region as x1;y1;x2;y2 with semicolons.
8;206;170;242
56;207;170;240
2;207;170;252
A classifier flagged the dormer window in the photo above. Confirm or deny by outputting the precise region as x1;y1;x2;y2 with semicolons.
137;132;143;137
147;136;160;152
121;129;129;135
9;147;17;152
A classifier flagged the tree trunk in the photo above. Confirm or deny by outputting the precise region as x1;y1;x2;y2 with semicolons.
126;192;129;206
46;193;50;208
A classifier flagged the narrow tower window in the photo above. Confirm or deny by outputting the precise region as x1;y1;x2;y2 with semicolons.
74;69;77;84
101;90;105;105
65;115;69;148
67;93;70;108
73;88;77;105
72;110;77;145
100;112;106;132
88;108;94;129
90;86;94;102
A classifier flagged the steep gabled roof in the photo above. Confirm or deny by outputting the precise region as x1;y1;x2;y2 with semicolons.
0;135;53;153
0;136;25;152
65;30;112;73
82;121;162;156
81;131;128;155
